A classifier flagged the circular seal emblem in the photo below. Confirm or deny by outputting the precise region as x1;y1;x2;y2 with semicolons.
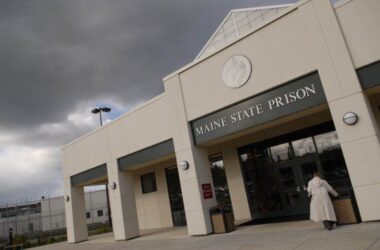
222;55;252;88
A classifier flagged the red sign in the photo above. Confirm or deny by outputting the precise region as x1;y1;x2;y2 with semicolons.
202;183;213;199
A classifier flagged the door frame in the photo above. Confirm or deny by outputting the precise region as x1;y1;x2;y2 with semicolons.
238;122;343;220
274;160;309;217
165;166;187;227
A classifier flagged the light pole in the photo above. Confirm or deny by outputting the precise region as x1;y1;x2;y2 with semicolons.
91;107;113;230
91;107;111;126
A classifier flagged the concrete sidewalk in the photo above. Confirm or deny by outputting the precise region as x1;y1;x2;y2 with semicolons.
35;220;380;250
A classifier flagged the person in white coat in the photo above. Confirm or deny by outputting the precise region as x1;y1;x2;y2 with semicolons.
307;171;339;230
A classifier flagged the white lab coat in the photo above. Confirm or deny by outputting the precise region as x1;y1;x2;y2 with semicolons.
307;176;338;222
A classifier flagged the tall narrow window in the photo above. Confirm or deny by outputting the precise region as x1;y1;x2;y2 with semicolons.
209;154;231;206
314;131;350;196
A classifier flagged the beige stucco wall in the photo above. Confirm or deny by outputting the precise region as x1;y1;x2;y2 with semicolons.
169;0;379;122
164;75;218;235
62;93;173;178
335;0;380;68
178;3;318;121
133;158;175;230
63;0;380;242
161;0;380;223
62;94;175;242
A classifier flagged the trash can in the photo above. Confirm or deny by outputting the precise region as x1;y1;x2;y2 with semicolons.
210;205;235;233
332;189;360;225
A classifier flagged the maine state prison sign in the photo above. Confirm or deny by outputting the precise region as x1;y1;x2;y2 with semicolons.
191;72;326;145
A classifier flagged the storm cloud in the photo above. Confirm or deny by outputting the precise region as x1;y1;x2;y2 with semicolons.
0;0;295;203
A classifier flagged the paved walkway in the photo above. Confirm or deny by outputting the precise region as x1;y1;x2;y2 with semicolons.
35;220;380;250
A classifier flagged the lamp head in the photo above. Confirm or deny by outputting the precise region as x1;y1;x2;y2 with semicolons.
91;108;100;114
101;107;111;112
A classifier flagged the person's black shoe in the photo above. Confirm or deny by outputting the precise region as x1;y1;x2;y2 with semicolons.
328;227;332;230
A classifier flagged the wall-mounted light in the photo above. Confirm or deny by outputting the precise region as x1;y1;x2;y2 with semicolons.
179;161;189;170
65;195;70;202
108;182;117;190
343;112;359;125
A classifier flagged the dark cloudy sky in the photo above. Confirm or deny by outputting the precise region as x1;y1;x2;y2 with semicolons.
0;0;296;204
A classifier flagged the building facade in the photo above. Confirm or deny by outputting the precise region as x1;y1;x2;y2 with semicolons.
0;202;41;239
62;0;380;243
0;190;108;240
41;190;109;232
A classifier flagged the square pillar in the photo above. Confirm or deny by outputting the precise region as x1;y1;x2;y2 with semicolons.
107;160;139;240
221;142;251;221
310;0;380;221
165;75;217;236
175;146;217;235
64;179;87;243
329;93;380;221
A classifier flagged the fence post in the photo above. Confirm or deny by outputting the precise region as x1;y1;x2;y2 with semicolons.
9;228;13;246
48;197;53;235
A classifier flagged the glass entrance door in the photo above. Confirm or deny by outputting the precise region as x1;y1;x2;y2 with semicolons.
166;167;186;226
241;147;285;219
240;142;313;219
275;161;309;216
239;122;357;222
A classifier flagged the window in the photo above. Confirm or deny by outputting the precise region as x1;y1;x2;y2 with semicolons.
314;131;340;153
141;172;157;194
291;137;316;157
28;223;33;232
97;210;103;217
314;131;350;195
270;143;292;162
209;155;231;206
86;212;91;219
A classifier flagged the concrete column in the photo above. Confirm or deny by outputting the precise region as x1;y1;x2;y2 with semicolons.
329;93;380;221
310;0;380;221
165;75;217;236
107;160;139;240
64;179;87;243
221;142;251;221
175;147;218;235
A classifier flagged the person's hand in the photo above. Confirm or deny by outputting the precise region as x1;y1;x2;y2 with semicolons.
335;193;339;197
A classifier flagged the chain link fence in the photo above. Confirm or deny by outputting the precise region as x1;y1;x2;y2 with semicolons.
0;189;110;249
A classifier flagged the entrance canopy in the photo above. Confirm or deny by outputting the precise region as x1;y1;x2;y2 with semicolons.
118;139;175;171
71;164;107;186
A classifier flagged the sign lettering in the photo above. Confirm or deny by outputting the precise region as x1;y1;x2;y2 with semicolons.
191;72;326;144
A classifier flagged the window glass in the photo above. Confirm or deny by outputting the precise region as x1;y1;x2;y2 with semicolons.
292;137;316;157
239;147;283;218
278;167;296;188
97;210;103;217
314;131;351;196
86;212;91;219
141;172;157;194
314;131;340;153
209;155;231;206
269;143;292;162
